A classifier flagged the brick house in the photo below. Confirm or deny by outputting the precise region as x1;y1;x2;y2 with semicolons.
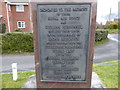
0;0;33;32
113;18;120;24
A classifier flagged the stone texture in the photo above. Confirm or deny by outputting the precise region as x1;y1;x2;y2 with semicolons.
22;75;36;88
22;72;105;88
91;72;106;88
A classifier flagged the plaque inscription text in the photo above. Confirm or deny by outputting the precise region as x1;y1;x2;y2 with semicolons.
37;4;91;82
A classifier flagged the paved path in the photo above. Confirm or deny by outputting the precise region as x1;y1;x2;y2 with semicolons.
93;34;118;63
1;34;118;73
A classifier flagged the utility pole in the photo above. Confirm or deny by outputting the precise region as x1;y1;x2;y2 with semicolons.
109;8;111;22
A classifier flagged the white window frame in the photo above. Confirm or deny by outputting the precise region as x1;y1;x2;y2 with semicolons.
16;5;24;12
17;21;25;28
8;5;11;11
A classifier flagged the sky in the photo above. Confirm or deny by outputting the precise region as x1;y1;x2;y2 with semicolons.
97;0;119;24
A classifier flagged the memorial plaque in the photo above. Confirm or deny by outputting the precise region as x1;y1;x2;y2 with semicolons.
32;0;97;88
37;4;91;82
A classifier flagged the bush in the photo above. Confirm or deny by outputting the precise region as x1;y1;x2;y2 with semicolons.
0;23;6;33
107;23;118;29
15;29;22;32
95;30;108;42
1;31;108;54
1;32;34;53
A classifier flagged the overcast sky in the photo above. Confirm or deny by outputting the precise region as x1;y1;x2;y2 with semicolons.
97;0;119;24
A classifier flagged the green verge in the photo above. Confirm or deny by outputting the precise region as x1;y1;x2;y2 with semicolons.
2;71;35;88
1;61;118;88
95;38;109;47
106;29;118;34
97;29;118;34
93;61;118;88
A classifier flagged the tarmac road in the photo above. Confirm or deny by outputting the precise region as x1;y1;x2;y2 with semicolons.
2;54;35;73
93;34;118;63
1;34;118;73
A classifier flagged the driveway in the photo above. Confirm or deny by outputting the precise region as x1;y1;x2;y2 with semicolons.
1;34;118;73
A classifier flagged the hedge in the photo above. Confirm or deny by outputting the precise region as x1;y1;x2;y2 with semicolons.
15;29;22;32
1;31;108;53
1;33;34;53
107;23;118;29
95;30;108;42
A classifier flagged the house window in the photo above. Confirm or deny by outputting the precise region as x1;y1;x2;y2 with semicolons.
16;5;24;12
17;21;25;28
8;5;11;11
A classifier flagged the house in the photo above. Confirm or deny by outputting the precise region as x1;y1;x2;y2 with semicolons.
113;18;120;24
0;0;33;32
105;18;120;26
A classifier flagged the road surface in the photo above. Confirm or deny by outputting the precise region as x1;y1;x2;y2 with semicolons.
93;34;118;63
1;34;118;73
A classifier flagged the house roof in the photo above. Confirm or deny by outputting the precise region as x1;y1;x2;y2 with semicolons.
4;0;30;5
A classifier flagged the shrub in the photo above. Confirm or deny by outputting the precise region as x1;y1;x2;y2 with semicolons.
0;23;6;33
1;32;34;53
15;29;22;32
95;30;108;42
107;23;118;29
1;31;108;54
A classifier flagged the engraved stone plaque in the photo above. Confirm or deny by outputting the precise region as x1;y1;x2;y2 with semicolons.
37;4;91;82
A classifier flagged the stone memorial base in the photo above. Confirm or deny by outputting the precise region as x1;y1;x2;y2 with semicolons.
22;72;105;88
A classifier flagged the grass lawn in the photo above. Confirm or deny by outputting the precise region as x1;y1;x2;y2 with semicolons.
1;71;35;88
95;38;109;47
97;29;118;34
93;61;118;88
1;61;118;88
106;29;118;34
